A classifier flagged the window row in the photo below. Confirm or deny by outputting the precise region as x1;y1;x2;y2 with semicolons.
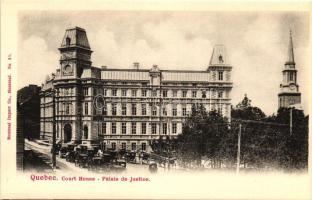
85;87;227;99
87;102;228;116
99;122;178;135
101;142;147;151
92;103;191;117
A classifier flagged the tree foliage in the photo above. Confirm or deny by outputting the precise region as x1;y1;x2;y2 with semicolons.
151;95;308;171
174;104;232;168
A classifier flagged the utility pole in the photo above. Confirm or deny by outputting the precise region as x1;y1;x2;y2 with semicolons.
236;123;242;174
52;90;56;170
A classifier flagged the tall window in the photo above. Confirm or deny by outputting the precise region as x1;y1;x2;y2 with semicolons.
122;103;127;115
141;123;146;134
141;143;146;151
84;102;88;115
103;89;107;96
218;71;224;81
172;123;177;134
192;91;197;98
131;104;137;116
66;37;71;45
131;90;137;97
111;122;116;134
290;73;294;81
122;122;127;134
112;142;116;150
102;105;107;116
152;90;157;97
131;143;136;151
131;122;136;134
172;90;177;97
121;142;126;150
83;88;88;96
163;90;168;97
182;90;187;98
65;103;71;115
163;123;167;135
112;103;117;116
101;122;106;134
142;90;147;97
142;104;146;115
172;105;177;116
122;89;127;97
151;123;157;134
112;89;117;97
182;106;187;116
202;91;206;98
162;107;167;116
218;91;223;98
101;142;106;151
152;106;157;116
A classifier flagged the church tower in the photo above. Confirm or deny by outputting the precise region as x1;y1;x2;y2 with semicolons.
278;31;301;108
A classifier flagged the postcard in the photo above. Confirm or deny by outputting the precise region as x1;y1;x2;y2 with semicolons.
1;0;311;199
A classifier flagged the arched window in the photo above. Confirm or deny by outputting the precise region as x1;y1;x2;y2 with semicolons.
219;55;224;63
66;37;71;45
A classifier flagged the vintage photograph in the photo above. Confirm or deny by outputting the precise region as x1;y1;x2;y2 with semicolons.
1;5;309;199
17;11;309;174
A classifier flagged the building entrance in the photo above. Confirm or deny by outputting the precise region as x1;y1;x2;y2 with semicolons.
64;123;72;142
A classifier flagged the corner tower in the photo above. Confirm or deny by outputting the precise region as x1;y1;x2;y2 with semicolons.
58;27;92;78
278;31;301;108
207;44;233;119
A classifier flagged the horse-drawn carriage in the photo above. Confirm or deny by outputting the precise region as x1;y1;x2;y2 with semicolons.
125;151;137;163
87;150;126;171
59;144;75;158
73;145;96;168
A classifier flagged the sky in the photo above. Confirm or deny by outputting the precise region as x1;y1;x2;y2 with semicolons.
18;11;310;115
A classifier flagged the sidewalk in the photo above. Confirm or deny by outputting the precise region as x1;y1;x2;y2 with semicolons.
25;139;86;173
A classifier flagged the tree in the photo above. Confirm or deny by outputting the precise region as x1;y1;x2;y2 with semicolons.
175;104;231;168
274;107;308;170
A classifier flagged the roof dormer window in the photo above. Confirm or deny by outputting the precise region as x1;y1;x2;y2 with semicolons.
66;37;71;45
219;55;224;63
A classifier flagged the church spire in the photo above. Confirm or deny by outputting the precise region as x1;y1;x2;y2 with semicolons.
286;30;295;64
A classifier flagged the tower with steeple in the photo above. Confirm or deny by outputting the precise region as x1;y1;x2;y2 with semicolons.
278;31;301;108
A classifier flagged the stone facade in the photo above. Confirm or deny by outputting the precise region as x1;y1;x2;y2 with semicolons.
40;27;233;151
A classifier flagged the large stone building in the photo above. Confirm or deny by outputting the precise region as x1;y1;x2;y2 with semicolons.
40;27;233;151
278;31;301;108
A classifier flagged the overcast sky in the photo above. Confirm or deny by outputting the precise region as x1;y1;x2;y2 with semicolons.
18;11;310;115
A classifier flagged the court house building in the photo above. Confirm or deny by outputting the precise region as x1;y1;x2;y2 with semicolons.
40;27;233;151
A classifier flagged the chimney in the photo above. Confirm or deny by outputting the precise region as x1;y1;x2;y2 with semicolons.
133;62;140;70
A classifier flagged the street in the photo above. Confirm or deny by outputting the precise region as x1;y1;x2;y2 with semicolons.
24;139;169;175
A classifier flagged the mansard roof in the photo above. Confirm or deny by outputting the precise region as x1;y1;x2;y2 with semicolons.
209;44;229;66
60;26;91;49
